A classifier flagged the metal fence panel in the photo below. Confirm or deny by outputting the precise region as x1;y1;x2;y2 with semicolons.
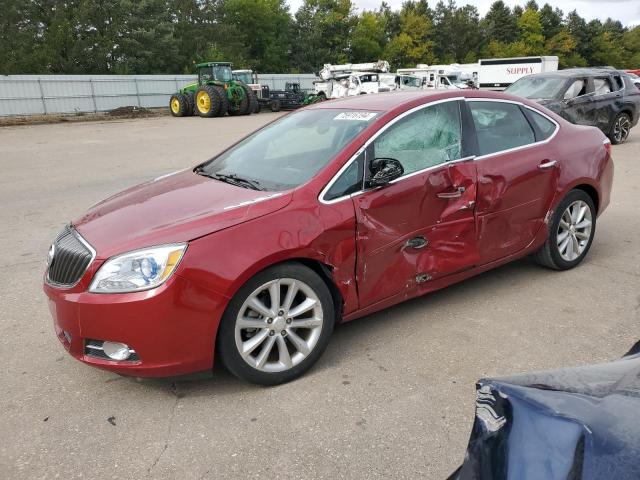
0;74;319;117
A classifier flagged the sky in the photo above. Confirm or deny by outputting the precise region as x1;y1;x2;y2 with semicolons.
286;0;640;27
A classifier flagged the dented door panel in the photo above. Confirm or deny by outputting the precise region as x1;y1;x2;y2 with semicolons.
354;159;478;308
475;145;559;263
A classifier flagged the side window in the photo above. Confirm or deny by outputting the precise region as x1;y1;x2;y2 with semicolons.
564;79;587;99
469;101;536;156
526;109;557;141
613;75;624;91
593;78;613;95
324;153;363;201
372;101;462;175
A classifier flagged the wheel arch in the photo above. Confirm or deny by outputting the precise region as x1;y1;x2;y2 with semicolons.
572;183;600;214
222;256;346;328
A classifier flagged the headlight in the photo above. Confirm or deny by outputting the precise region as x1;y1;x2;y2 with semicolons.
89;243;187;293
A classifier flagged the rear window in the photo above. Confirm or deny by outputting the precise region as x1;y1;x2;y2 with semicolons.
469;102;536;156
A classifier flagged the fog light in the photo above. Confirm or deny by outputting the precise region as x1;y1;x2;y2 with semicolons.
102;341;131;361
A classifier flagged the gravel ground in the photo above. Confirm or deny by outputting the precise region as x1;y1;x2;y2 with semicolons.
0;113;638;479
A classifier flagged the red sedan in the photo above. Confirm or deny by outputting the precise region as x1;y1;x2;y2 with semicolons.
44;90;613;385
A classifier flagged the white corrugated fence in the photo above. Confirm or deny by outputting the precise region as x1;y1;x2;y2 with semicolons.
0;74;318;116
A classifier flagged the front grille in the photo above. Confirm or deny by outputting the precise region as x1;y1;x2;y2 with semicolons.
46;226;95;288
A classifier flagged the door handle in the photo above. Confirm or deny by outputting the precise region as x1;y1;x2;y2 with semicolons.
436;186;465;199
538;160;557;170
404;236;428;250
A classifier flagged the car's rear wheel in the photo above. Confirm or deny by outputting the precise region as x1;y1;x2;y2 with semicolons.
609;112;631;145
533;189;596;270
217;263;335;385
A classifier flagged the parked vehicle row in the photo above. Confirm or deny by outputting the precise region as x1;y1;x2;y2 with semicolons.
44;90;613;385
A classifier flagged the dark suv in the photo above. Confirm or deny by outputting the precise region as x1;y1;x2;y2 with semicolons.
506;68;640;144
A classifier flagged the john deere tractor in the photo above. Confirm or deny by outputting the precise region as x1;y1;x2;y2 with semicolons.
169;62;258;118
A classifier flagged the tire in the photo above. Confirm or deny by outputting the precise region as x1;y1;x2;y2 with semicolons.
270;99;281;112
533;189;596;270
169;93;189;117
244;86;258;116
217;262;335;385
213;86;228;117
195;85;221;117
228;85;250;116
253;101;262;114
609;112;631;145
185;91;195;116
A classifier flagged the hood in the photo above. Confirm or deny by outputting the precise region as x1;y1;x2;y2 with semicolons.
74;169;292;258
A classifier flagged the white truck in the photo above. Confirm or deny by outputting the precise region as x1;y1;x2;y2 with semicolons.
476;56;559;90
396;65;464;90
313;62;393;99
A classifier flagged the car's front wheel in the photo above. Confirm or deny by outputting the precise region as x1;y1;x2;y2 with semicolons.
534;189;596;270
217;263;335;385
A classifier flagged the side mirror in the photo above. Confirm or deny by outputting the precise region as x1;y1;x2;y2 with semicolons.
369;158;404;187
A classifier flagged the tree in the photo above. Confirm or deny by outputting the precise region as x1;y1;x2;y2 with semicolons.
292;0;354;72
383;2;436;68
350;11;387;62
115;0;180;74
221;0;292;72
539;3;563;39
482;1;517;44
622;26;640;68
545;30;583;68
515;7;544;55
433;1;481;63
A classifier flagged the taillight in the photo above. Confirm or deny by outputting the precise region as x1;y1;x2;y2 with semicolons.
603;138;611;157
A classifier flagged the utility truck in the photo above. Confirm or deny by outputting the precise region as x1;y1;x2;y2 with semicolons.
313;61;392;99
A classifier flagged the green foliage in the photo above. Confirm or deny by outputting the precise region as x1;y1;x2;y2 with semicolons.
350;11;387;62
1;0;639;75
383;1;436;68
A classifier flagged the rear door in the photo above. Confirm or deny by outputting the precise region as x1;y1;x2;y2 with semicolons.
468;100;559;264
353;100;480;308
591;76;618;132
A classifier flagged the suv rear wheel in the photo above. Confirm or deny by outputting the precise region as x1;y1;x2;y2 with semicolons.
609;112;631;144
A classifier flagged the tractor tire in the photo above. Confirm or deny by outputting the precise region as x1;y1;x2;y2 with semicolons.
213;86;228;117
244;86;258;116
185;91;195;116
253;101;261;114
195;86;221;117
270;99;282;112
169;93;189;117
228;86;250;116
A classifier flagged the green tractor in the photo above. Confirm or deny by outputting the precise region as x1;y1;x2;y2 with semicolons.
169;62;258;118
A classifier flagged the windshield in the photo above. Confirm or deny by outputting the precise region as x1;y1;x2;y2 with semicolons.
235;72;252;84
213;65;232;82
196;109;378;191
505;76;567;100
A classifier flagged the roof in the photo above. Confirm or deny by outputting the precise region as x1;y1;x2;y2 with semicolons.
533;67;626;77
306;89;520;113
196;62;232;68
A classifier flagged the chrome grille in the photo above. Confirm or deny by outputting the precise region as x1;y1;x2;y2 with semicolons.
46;226;95;288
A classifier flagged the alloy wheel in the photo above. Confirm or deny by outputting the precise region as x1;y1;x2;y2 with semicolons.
556;200;593;261
234;278;324;373
613;115;631;143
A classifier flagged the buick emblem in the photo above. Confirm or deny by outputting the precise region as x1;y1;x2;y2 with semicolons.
46;244;55;267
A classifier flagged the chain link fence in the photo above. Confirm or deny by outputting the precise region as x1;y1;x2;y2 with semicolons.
0;74;318;117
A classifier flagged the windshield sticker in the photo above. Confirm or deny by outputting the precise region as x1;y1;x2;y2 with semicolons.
334;112;378;121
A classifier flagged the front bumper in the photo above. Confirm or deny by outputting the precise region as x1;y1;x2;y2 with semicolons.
43;273;229;377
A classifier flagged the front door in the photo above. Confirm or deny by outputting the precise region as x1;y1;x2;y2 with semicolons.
468;100;559;263
354;100;479;308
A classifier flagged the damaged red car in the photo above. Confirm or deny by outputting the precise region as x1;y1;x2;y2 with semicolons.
44;90;613;385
